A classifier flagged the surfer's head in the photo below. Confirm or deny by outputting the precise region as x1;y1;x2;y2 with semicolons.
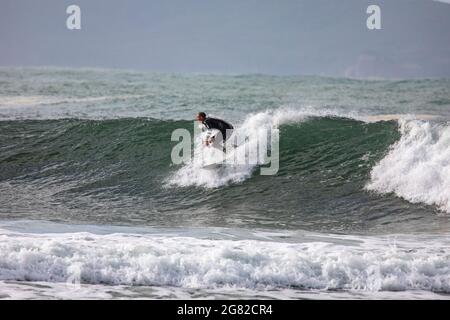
196;112;206;122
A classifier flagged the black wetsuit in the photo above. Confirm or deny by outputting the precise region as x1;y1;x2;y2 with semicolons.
202;117;234;142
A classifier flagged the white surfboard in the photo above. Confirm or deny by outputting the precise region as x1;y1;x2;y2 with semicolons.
199;129;235;169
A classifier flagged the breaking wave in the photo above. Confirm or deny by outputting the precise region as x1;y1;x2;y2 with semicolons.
0;227;449;293
367;119;450;213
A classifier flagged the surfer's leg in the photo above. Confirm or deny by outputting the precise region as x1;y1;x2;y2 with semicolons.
222;129;234;152
222;129;233;153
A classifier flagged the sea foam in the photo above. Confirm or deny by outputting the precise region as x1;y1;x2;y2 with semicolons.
367;119;450;213
0;227;449;293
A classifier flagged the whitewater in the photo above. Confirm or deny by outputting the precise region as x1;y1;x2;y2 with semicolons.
0;221;449;299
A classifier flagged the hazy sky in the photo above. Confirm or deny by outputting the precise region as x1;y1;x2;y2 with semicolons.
1;0;450;78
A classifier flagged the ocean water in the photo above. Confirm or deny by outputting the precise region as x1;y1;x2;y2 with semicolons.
0;67;449;299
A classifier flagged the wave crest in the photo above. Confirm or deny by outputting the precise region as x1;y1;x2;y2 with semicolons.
367;119;450;213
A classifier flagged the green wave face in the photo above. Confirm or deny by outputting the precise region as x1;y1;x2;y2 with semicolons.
278;117;399;177
4;116;436;234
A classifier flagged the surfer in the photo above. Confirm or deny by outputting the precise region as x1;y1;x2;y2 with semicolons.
196;112;234;148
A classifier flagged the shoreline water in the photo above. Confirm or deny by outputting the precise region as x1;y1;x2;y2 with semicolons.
0;219;449;299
